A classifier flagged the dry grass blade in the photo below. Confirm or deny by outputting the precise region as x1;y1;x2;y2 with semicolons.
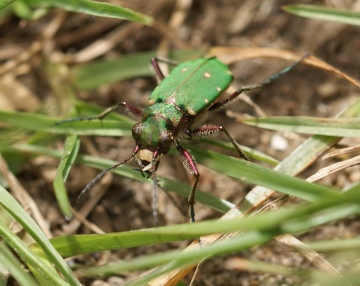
70;207;105;234
207;47;360;89
308;155;360;182
0;42;41;77
156;0;192;74
63;172;112;235
275;234;341;276
323;144;360;160
72;22;142;63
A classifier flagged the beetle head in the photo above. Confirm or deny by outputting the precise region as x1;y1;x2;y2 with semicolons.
132;116;174;172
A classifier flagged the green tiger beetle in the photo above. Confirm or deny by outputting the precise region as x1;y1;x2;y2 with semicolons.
58;55;307;224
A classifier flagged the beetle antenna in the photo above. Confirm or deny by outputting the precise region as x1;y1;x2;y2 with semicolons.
77;153;135;202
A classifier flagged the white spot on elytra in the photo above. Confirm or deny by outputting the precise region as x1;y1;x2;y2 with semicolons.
204;99;209;104
227;70;233;76
217;87;221;92
187;108;196;115
182;67;188;72
204;72;211;78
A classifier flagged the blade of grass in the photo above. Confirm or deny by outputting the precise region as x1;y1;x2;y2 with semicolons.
305;237;360;251
3;143;233;214
0;216;67;285
71;188;360;281
184;143;340;202
32;177;360;262
0;242;38;286
28;186;355;261
53;134;79;218
243;116;360;137
0;0;14;10
0;110;133;136
283;4;360;26
0;185;81;285
12;0;48;20
70;49;203;90
134;190;360;285
27;0;153;24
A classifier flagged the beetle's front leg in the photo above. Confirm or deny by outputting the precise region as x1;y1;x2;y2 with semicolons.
189;125;249;161
175;141;199;223
56;102;142;125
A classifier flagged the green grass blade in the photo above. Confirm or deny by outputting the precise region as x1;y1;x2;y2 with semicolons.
5;144;233;214
0;110;133;136
79;182;360;253
305;237;360;251
0;0;14;10
13;0;49;20
71;51;155;91
53;135;80;217
243;116;360;137
78;231;275;281
0;185;81;285
73;189;360;282
0;242;38;286
283;4;360;26
185;143;339;202
27;0;153;24
0;220;66;286
70;49;203;90
47;230;196;258
46;187;356;259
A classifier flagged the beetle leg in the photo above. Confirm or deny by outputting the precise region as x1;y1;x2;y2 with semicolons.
190;125;249;161
151;58;165;81
210;54;309;111
176;141;200;223
55;102;142;125
151;57;180;81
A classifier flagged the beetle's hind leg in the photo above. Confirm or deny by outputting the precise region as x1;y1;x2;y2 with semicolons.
55;102;142;125
209;54;309;111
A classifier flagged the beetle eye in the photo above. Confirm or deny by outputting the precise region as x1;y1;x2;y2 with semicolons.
159;132;173;150
132;123;142;141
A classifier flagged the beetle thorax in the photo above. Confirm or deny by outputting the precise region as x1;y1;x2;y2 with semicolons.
132;114;174;172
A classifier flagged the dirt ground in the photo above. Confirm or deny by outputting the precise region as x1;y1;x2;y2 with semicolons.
2;0;360;285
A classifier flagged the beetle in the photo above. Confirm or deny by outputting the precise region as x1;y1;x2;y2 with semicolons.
58;55;306;224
